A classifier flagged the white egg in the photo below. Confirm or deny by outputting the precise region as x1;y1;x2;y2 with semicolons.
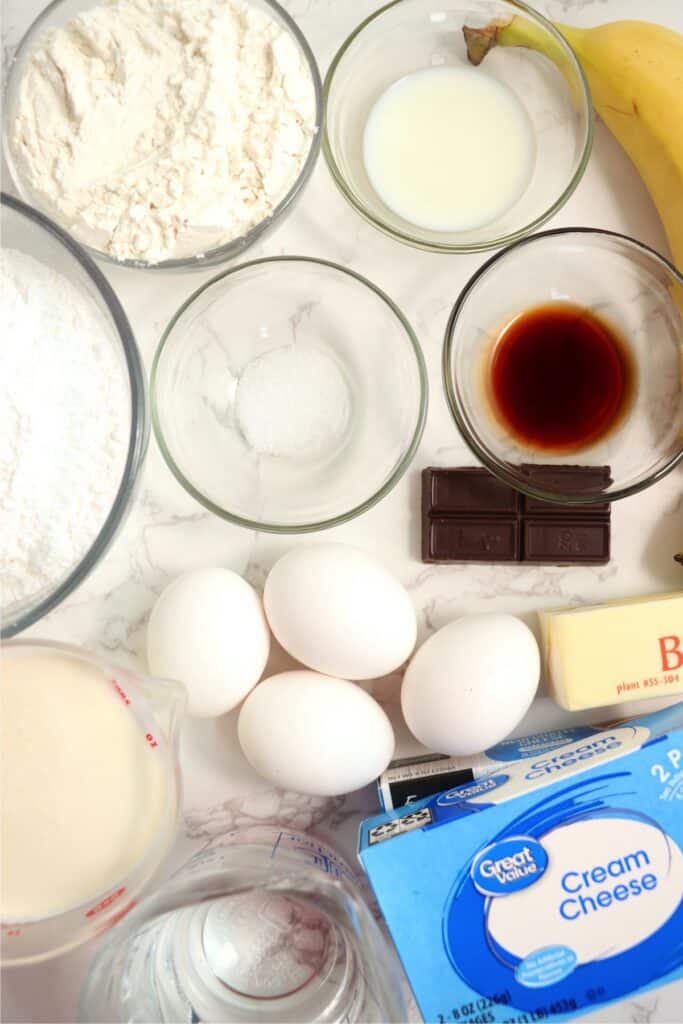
147;568;270;718
263;544;417;680
238;670;395;796
401;614;540;756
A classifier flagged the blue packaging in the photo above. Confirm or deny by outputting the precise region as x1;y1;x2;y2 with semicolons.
359;703;683;1023
377;723;614;811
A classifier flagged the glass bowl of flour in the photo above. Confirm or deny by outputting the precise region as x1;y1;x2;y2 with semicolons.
2;0;322;269
0;195;148;638
152;257;428;531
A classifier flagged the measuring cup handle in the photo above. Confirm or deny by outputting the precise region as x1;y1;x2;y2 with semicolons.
137;676;187;744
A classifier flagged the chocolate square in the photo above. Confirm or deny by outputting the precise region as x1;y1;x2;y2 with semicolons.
421;466;611;566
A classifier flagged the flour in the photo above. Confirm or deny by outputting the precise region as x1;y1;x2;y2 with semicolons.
0;249;128;612
13;0;317;264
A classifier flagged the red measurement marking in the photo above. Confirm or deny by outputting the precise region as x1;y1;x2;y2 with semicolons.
94;900;137;938
109;900;137;929
4;929;21;937
111;679;131;706
85;887;126;918
145;732;159;749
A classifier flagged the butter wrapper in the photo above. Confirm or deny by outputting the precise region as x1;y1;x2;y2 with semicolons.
539;590;683;710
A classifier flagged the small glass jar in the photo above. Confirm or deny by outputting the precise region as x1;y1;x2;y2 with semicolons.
78;825;407;1022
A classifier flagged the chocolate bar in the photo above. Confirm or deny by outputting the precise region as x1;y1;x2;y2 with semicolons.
422;466;611;565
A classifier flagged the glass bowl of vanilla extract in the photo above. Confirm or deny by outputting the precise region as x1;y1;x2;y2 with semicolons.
443;228;683;504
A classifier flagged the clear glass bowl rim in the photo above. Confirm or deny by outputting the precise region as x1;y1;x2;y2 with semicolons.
322;0;595;254
151;254;429;532
1;193;149;639
442;225;683;504
2;0;323;272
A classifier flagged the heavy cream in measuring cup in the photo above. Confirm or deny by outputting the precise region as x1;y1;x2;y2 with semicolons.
1;651;169;921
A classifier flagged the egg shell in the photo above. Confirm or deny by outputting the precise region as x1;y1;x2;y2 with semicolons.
401;614;540;756
237;670;395;796
263;544;417;680
147;568;270;718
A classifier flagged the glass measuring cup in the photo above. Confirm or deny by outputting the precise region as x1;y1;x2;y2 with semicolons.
78;825;408;1022
1;640;185;966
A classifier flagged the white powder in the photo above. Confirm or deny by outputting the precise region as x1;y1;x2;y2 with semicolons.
12;0;316;264
235;346;352;458
0;249;128;612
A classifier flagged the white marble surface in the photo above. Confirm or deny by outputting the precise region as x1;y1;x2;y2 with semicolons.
2;0;683;1021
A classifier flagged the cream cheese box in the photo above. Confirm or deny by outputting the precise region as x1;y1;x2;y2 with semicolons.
359;702;683;1024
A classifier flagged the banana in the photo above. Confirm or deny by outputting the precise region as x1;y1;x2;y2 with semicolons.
463;17;683;274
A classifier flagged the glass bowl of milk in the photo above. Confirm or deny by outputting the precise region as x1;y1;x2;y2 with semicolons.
323;0;592;253
0;641;185;965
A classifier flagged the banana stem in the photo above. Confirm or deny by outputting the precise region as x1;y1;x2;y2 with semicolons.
463;16;584;106
463;16;580;65
462;22;507;66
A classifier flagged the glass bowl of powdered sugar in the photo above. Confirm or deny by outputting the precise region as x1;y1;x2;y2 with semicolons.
151;257;428;531
2;0;322;269
0;195;148;638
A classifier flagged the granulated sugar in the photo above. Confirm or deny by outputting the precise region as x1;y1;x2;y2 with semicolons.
0;249;128;612
234;346;352;458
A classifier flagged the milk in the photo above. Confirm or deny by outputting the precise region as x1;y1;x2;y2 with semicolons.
360;703;683;1022
1;652;169;920
363;66;535;232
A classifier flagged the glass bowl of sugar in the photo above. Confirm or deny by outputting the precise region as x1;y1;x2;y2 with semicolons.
151;257;428;531
323;0;593;253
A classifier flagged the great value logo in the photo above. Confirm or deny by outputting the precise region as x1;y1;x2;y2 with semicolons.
435;774;508;806
471;836;548;896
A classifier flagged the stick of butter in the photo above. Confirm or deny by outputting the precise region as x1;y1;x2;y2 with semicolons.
539;591;683;710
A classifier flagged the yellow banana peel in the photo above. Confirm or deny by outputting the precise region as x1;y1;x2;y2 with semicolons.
463;17;683;278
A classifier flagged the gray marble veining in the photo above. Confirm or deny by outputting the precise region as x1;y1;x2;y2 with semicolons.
2;1;682;1021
